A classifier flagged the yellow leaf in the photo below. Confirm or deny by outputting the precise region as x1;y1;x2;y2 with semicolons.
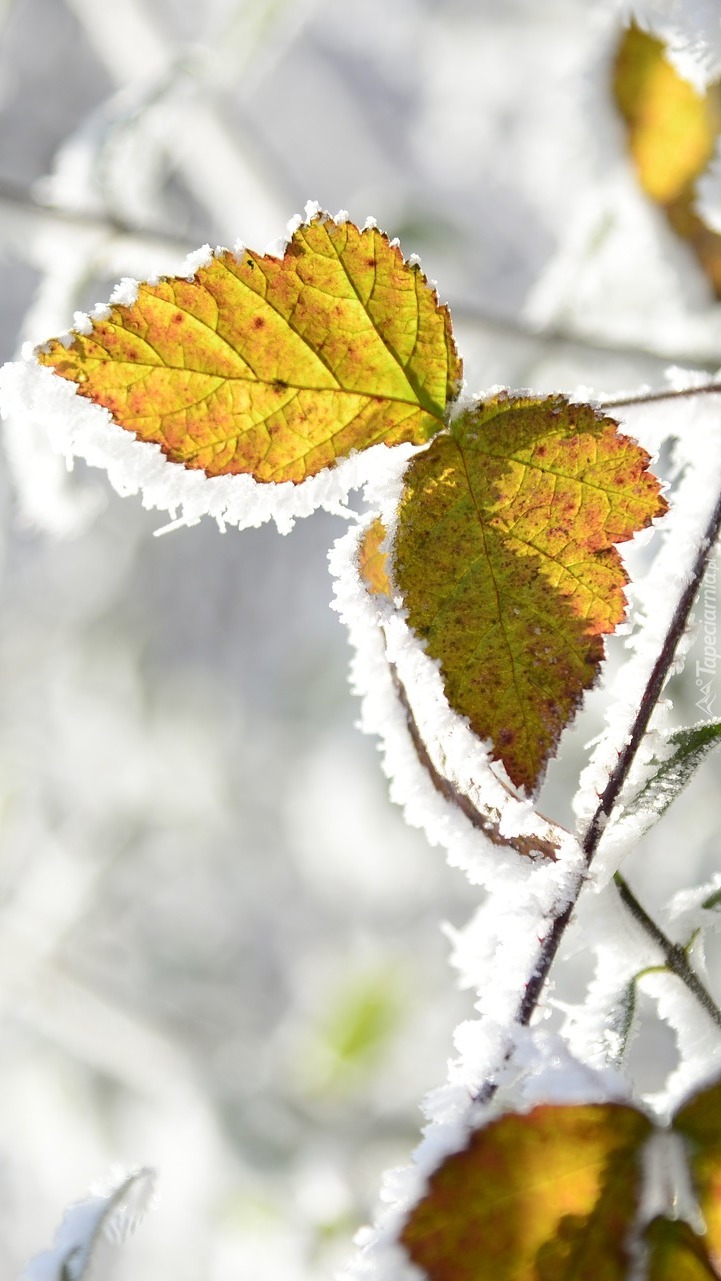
401;1103;652;1281
613;24;721;296
358;518;393;599
38;215;461;483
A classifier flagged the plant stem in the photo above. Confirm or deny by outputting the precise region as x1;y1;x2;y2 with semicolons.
517;481;721;1029
389;662;563;862
602;383;721;410
389;477;721;1086
613;872;721;1031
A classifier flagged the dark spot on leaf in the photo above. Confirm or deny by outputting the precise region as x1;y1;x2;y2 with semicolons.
253;316;265;330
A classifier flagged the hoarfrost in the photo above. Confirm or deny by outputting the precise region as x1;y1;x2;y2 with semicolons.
668;874;721;934
599;719;721;856
0;359;399;535
639;970;721;1119
620;0;721;89
108;276;140;307
329;513;581;887
180;244;213;278
341;1016;631;1281
557;881;660;1070
332;496;599;1281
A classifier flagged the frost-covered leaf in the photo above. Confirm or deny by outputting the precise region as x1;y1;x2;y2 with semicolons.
674;1078;721;1274
613;23;721;295
36;213;460;483
24;1167;155;1280
620;721;721;836
645;1217;721;1281
400;1103;652;1281
392;393;667;793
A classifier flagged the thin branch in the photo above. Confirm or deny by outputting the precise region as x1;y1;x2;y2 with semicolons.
451;302;720;373
602;383;721;410
517;481;721;1029
386;476;721;1072
0;176;195;254
613;872;721;1031
3;170;721;376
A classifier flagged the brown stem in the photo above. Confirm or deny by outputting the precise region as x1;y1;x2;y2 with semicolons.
517;482;721;1029
390;663;563;861
602;383;721;410
614;872;721;1031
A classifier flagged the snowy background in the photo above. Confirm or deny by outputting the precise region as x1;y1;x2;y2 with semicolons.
0;0;721;1277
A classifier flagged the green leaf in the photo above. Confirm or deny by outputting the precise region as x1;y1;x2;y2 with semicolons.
400;1103;652;1281
622;722;721;834
392;393;667;792
37;214;461;483
645;1217;721;1281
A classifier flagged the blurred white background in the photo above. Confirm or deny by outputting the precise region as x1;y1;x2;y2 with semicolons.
0;1;720;1277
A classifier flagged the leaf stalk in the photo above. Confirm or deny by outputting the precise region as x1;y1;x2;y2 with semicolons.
613;872;721;1032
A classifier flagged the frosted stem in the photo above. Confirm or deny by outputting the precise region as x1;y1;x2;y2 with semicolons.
517;479;721;1030
613;872;721;1031
389;663;564;860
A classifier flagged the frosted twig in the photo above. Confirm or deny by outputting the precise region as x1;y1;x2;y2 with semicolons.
613;872;721;1032
517;479;721;1030
602;383;721;409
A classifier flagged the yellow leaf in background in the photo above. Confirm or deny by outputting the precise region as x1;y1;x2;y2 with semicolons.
613;23;721;296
